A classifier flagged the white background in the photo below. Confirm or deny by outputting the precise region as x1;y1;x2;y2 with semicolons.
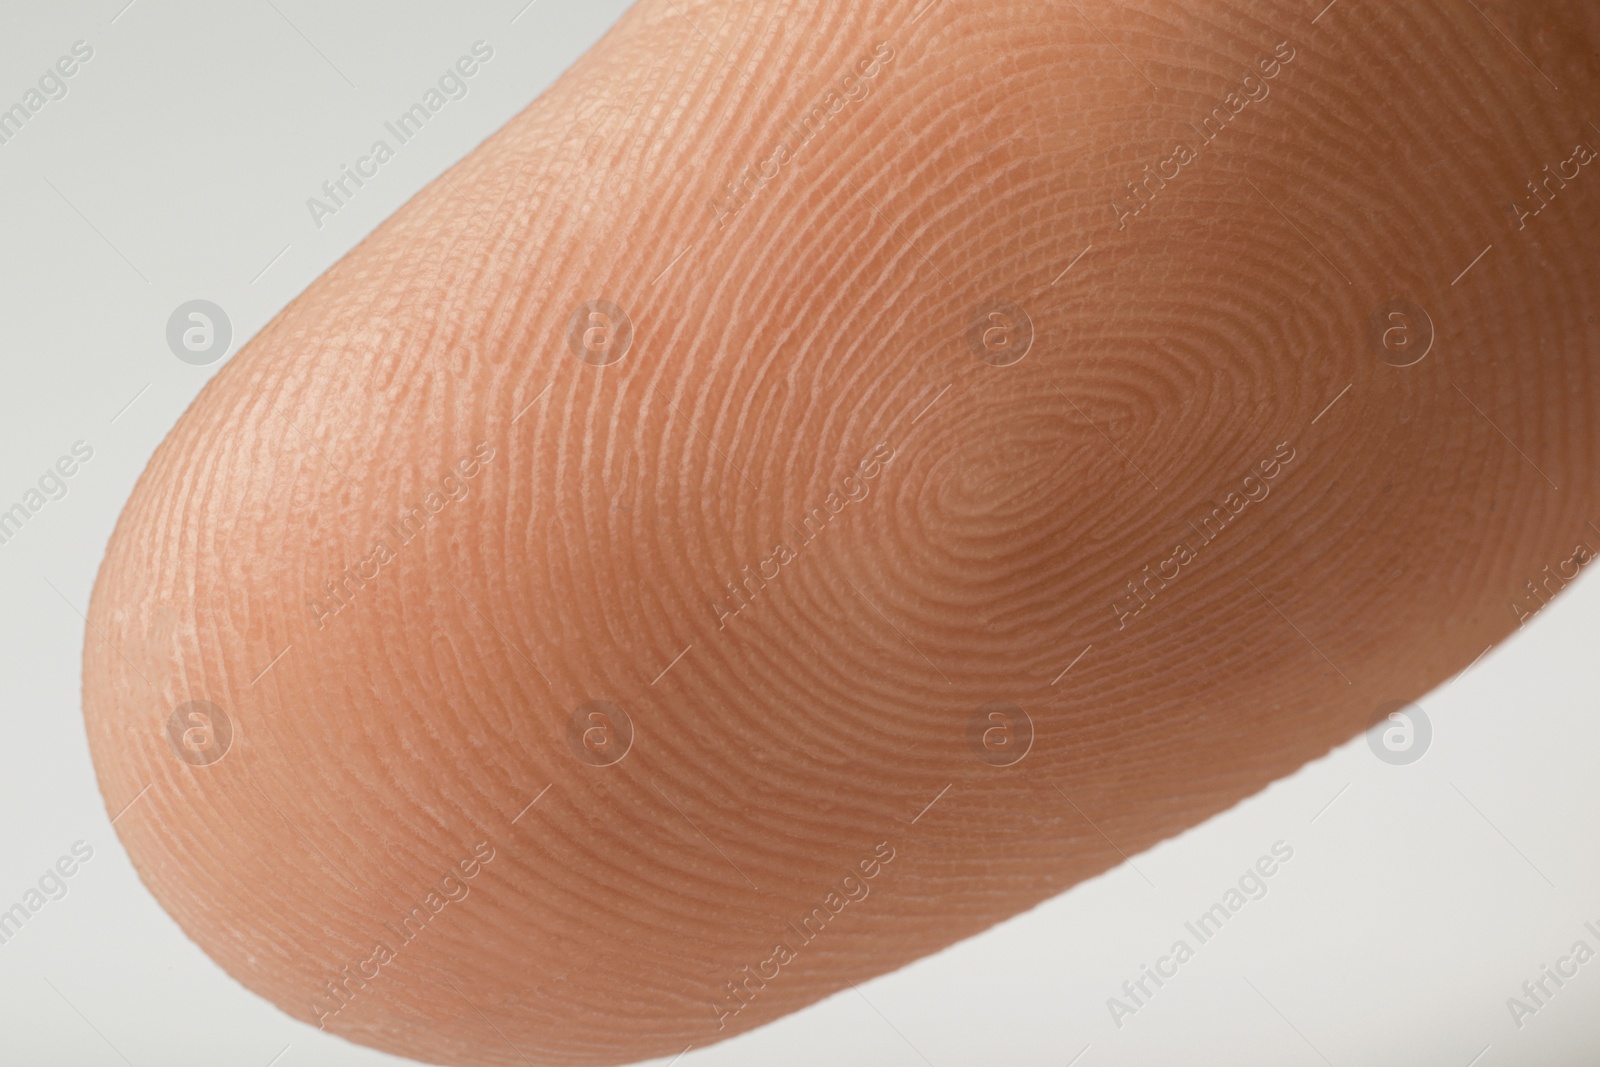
1;2;1596;1064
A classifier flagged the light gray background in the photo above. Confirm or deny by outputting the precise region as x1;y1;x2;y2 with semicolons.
2;2;1597;1064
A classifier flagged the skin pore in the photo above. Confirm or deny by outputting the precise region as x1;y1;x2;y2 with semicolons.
82;1;1599;1064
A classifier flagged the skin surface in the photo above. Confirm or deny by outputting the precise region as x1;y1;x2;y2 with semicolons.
83;0;1600;1063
